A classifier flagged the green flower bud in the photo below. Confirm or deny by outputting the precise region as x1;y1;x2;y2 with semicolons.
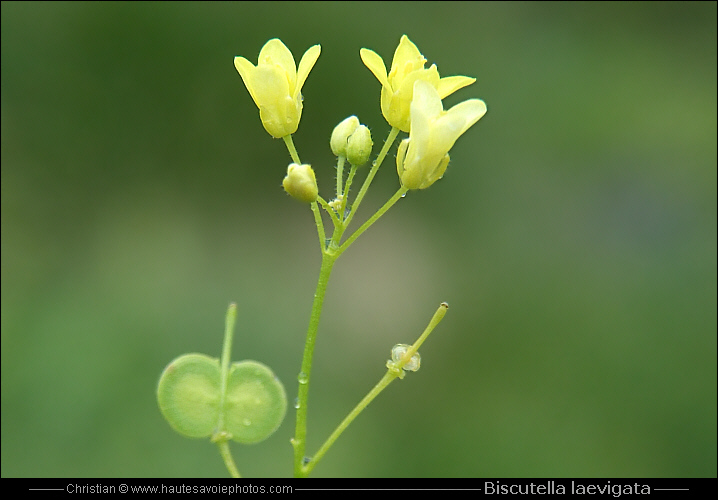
330;116;359;156
346;125;373;166
282;163;318;203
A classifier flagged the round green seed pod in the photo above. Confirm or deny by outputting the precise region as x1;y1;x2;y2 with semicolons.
158;354;287;444
223;361;287;444
157;353;221;438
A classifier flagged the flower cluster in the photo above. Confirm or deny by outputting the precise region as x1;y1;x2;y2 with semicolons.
228;36;483;478
234;35;486;193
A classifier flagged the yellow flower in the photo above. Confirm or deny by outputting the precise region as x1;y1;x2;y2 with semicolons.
396;80;486;190
234;39;321;138
360;35;476;132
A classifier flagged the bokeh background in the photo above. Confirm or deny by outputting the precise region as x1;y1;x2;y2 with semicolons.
2;1;715;478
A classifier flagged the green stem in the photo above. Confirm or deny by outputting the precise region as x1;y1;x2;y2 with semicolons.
292;251;338;477
336;186;408;258
343;127;400;229
216;441;241;478
214;303;241;478
283;135;301;164
340;164;358;219
336;156;345;199
289;128;410;477
302;371;396;476
300;302;449;476
317;196;341;228
325;128;401;253
399;301;449;364
310;201;326;251
217;303;237;435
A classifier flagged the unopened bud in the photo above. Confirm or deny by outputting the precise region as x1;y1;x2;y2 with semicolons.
330;116;360;156
346;125;372;166
282;163;318;203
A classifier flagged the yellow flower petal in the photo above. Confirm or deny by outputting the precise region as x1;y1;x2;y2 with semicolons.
437;75;476;100
258;39;297;89
442;99;487;137
388;35;426;85
296;44;321;99
360;48;390;89
251;65;299;138
234;56;258;105
250;65;291;106
381;65;439;133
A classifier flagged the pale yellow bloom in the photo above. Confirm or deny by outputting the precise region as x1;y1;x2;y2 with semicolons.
234;39;321;138
360;35;476;132
397;80;486;190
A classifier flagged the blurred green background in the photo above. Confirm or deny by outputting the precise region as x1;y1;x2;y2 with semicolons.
2;1;716;478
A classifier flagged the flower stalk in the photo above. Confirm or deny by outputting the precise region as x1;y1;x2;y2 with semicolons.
299;302;449;477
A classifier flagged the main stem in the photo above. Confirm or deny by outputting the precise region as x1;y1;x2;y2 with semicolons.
289;127;400;477
292;250;337;477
